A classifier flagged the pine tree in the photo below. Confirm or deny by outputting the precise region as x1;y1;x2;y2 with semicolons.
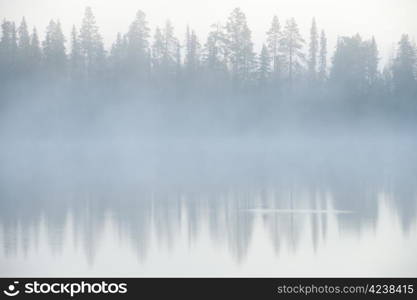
162;20;178;69
365;36;379;88
308;18;318;81
0;20;17;53
280;18;305;85
392;34;416;95
203;23;228;73
43;20;67;77
79;7;105;80
18;17;31;59
330;34;369;96
225;8;255;86
266;16;282;79
175;39;182;79
184;26;201;76
109;32;127;77
126;10;150;79
29;27;42;74
258;44;271;86
0;20;18;79
151;27;164;74
318;30;327;82
69;25;83;80
153;20;179;79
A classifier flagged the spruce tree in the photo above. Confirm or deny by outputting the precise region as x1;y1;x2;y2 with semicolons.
266;16;282;79
392;34;416;95
225;8;255;87
29;27;42;74
126;10;150;79
0;20;18;79
18;17;31;59
79;7;105;80
318;30;327;82
280;18;305;85
365;36;379;88
184;26;201;76
308;18;318;81
258;44;271;86
43;20;67;77
69;25;83;80
203;23;228;73
151;27;164;75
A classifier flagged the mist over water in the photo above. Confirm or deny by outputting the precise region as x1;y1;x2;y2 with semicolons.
1;130;417;276
1;4;417;277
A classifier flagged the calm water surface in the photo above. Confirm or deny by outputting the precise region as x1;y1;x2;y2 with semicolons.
1;138;416;276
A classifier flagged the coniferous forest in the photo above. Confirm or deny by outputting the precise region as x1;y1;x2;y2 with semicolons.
0;7;417;138
2;4;417;278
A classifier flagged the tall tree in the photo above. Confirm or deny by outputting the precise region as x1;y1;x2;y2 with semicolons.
318;30;327;82
163;20;179;69
0;20;18;79
203;23;228;73
69;25;83;80
0;20;17;53
308;18;318;81
42;20;67;77
175;39;182;79
364;36;379;88
184;26;201;76
257;44;271;86
280;18;305;85
18;17;31;59
126;10;150;79
109;32;127;78
151;27;164;75
266;16;282;80
153;20;179;80
79;7;105;80
330;34;370;96
202;23;229;90
392;34;416;95
225;8;255;87
29;27;42;74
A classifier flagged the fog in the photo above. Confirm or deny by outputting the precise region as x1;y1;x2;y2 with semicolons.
1;1;417;276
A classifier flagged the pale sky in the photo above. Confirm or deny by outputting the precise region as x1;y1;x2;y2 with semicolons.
1;0;416;63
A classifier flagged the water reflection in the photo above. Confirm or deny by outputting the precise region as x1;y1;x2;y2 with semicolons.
0;138;417;276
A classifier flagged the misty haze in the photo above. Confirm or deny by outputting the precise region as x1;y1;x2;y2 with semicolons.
0;1;417;277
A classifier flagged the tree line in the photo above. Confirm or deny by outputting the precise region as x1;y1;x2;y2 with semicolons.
0;7;416;124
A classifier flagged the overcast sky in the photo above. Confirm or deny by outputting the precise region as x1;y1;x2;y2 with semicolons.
1;0;416;63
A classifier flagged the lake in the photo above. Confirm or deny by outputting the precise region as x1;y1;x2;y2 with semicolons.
1;136;416;277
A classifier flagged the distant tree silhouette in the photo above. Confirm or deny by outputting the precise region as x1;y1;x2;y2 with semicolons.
318;30;327;83
203;23;228;78
126;10;150;82
0;6;416;123
392;34;416;96
17;17;31;74
42;20;66;78
184;26;201;78
258;44;271;86
266;16;282;83
151;26;164;78
69;26;83;81
280;18;305;86
331;34;371;97
225;8;256;88
0;20;18;81
308;18;318;82
79;7;105;81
